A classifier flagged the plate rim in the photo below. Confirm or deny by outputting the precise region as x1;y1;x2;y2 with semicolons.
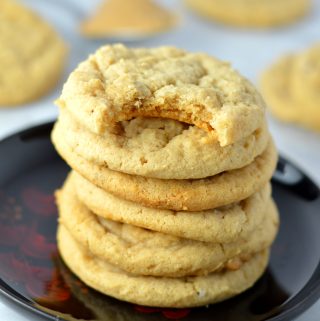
0;122;320;321
0;281;57;321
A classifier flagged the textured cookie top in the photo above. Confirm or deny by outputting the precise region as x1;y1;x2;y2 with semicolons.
0;0;67;105
57;44;265;146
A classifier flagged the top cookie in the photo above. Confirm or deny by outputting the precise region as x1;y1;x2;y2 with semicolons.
0;0;67;106
57;44;265;146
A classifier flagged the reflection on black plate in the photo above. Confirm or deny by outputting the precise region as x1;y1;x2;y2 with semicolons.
0;123;319;321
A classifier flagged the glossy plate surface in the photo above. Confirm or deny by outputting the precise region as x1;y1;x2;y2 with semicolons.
0;123;319;321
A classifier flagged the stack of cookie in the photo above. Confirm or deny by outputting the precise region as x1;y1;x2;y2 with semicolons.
52;45;279;308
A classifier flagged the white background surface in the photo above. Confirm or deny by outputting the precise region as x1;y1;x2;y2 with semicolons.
0;0;320;320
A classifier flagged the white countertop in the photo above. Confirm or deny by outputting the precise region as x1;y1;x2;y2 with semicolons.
0;0;320;320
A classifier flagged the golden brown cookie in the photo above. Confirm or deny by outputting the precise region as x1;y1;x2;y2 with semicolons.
0;0;67;106
261;44;320;131
52;131;277;211
81;0;176;38
72;171;272;243
53;108;269;179
184;0;310;28
58;225;270;308
57;175;279;277
56;44;266;146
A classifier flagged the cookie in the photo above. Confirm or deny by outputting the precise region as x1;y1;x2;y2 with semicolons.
73;171;271;243
57;176;278;277
81;0;176;38
261;44;320;131
54;107;269;179
0;0;67;106
58;225;270;308
184;0;310;28
56;44;265;146
52;131;277;211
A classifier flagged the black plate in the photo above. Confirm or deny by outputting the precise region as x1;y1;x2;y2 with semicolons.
0;123;320;321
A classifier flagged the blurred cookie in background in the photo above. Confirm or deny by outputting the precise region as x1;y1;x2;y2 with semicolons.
80;0;177;39
261;44;320;131
0;0;67;107
184;0;310;28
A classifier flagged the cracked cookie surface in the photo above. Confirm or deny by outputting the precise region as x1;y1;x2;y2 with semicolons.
56;44;265;146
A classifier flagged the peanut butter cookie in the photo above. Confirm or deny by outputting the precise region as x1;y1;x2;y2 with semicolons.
56;44;265;146
53;108;269;179
261;44;320;131
0;0;67;106
184;0;310;28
